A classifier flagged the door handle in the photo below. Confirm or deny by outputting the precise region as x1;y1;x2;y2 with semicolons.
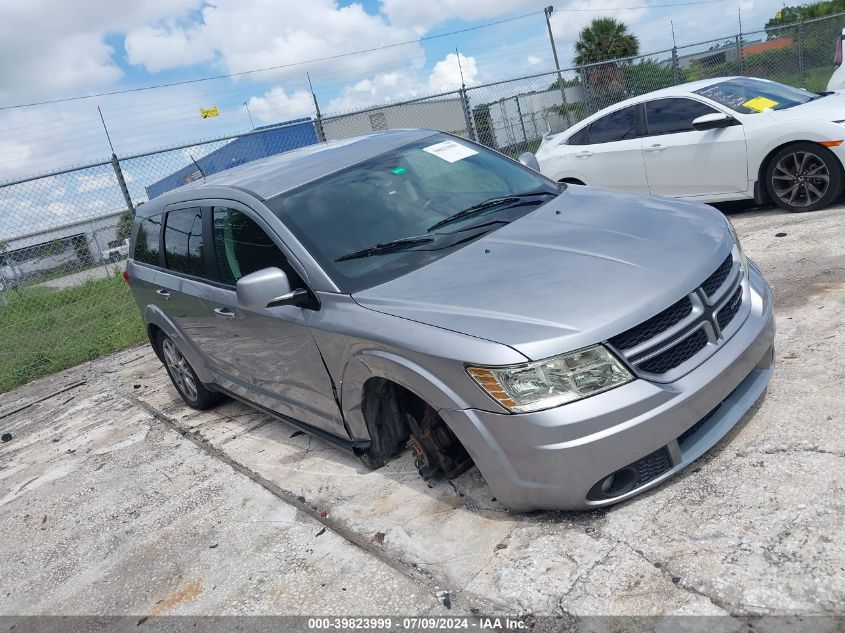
155;288;170;299
644;144;667;152
574;150;593;158
213;307;236;319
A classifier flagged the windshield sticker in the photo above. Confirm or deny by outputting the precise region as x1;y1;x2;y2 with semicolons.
422;140;478;163
390;166;407;175
743;96;779;112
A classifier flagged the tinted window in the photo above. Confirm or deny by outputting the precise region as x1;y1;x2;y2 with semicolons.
133;214;162;265
588;106;639;143
163;207;206;277
645;98;718;135
212;207;292;285
567;126;590;145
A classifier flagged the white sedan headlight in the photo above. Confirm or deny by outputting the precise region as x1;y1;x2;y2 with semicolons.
467;345;633;413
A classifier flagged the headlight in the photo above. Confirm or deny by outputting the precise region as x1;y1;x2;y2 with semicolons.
726;220;748;271
467;345;633;413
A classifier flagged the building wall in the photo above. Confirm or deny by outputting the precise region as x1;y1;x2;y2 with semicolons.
1;211;125;283
323;99;468;140
488;86;584;150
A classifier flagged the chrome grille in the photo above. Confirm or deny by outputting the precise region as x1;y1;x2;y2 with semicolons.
607;250;745;379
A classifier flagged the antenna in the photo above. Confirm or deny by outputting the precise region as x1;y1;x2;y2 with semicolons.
189;154;206;179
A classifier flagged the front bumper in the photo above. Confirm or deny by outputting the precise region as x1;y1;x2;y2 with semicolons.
441;265;775;512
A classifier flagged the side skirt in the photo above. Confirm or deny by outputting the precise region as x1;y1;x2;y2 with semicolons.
212;384;370;453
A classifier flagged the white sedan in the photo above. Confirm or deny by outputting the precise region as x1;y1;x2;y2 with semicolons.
534;76;845;212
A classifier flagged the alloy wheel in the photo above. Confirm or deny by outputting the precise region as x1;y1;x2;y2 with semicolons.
161;338;198;402
771;151;830;209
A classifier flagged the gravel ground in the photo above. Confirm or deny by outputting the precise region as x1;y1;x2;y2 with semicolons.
0;203;843;619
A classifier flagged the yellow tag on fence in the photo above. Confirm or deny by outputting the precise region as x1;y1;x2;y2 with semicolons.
200;106;220;119
743;97;778;112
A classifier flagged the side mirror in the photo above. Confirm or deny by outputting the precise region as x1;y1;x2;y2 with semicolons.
692;112;735;131
518;152;541;172
236;267;308;309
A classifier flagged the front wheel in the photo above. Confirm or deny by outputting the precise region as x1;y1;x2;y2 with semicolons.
765;142;843;212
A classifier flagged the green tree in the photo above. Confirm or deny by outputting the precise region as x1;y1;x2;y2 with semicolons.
574;18;640;66
115;212;133;242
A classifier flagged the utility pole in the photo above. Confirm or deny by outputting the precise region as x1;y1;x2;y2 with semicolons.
243;101;255;130
544;6;571;127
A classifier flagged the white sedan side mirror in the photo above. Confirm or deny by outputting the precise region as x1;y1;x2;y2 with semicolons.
518;152;541;172
692;112;735;131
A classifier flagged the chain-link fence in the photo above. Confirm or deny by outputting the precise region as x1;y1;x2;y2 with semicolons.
2;11;844;391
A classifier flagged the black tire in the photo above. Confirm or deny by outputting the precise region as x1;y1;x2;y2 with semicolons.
356;381;409;470
156;332;222;410
764;142;843;212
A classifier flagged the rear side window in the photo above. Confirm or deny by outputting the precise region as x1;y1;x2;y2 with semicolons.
212;207;292;285
645;98;718;135
133;214;162;265
163;207;206;277
588;105;639;144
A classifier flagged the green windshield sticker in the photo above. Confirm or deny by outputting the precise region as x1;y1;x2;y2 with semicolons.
390;166;407;175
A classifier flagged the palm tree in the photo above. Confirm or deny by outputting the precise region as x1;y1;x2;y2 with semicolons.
574;18;640;66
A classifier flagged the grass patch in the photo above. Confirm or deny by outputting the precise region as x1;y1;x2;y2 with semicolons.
0;272;146;393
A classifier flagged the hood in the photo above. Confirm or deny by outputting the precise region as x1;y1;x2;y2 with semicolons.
765;93;845;122
353;186;732;360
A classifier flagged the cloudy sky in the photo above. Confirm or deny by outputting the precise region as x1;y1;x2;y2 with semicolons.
0;0;786;237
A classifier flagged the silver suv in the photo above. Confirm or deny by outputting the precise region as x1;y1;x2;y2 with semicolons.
127;130;774;511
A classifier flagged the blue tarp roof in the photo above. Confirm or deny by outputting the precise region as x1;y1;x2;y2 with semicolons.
145;118;319;200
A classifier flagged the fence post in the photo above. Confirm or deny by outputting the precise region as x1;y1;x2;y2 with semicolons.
672;47;680;84
798;21;806;88
111;154;135;218
736;35;744;75
514;95;528;146
459;87;477;142
579;66;594;116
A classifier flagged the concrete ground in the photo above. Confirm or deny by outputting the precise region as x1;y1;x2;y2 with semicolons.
1;203;843;618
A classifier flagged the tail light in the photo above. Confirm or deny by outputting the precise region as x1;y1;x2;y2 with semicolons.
123;270;130;284
835;34;842;67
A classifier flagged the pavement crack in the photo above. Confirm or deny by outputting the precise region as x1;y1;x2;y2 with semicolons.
761;446;845;458
615;539;734;615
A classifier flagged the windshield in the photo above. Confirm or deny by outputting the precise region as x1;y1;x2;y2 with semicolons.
694;77;817;113
267;133;556;292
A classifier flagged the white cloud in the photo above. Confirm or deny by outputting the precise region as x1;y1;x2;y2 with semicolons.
247;87;315;124
527;55;543;66
428;53;478;92
0;0;201;104
125;0;424;83
77;171;134;192
326;71;421;113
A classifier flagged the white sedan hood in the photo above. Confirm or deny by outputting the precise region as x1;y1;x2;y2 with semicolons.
765;93;845;122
